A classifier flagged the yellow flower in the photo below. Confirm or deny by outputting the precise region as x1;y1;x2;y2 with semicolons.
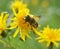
10;10;31;41
10;0;32;41
33;26;60;47
0;12;9;38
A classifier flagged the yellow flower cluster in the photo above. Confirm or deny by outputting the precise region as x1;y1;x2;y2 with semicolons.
0;0;60;48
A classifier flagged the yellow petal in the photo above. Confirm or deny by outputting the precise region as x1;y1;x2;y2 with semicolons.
9;22;17;29
46;41;51;47
32;27;42;36
38;39;45;43
20;31;25;41
3;13;9;21
0;30;2;35
26;32;32;39
20;29;31;41
36;37;41;40
9;25;17;29
3;13;9;26
12;8;17;16
1;12;4;18
0;16;2;23
52;41;58;47
10;17;16;20
13;28;19;38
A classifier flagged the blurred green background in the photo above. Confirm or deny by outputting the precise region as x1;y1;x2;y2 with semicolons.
0;0;60;49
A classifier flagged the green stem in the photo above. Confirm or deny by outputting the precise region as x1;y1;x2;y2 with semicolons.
48;42;53;49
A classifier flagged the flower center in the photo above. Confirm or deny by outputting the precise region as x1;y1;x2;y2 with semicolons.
48;33;56;41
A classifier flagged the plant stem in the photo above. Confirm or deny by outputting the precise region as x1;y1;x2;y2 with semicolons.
48;42;53;49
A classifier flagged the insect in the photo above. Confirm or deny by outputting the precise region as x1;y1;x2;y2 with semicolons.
24;15;40;28
20;15;40;41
